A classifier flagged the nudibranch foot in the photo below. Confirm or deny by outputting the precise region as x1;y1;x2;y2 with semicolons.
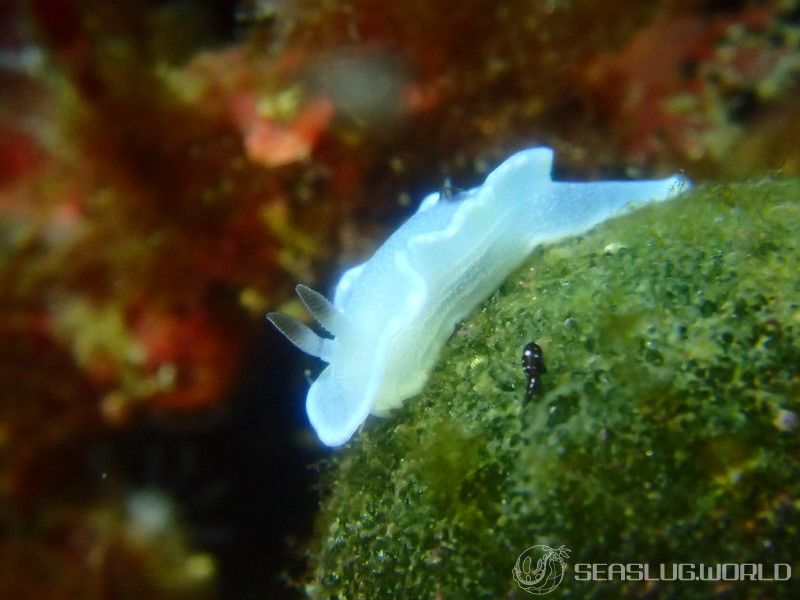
306;365;371;447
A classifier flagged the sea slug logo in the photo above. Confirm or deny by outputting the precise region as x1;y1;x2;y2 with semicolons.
512;544;570;595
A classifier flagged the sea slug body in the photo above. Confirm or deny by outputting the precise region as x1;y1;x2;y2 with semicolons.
268;147;690;446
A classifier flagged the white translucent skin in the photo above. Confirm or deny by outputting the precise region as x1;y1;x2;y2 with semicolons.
296;147;689;446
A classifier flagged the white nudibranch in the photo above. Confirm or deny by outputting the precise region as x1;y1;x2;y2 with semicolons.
268;147;690;446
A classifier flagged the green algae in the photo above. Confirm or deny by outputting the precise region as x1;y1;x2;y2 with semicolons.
306;179;800;599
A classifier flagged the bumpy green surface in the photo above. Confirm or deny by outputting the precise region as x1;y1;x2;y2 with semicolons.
306;180;800;599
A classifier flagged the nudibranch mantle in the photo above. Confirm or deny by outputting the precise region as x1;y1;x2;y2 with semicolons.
268;147;690;446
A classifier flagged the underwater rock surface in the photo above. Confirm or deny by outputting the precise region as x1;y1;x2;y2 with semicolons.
307;179;800;598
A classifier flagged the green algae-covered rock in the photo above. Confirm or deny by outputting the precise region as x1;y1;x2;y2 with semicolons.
306;179;800;599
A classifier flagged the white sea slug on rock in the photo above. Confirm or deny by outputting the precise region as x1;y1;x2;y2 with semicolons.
268;147;690;446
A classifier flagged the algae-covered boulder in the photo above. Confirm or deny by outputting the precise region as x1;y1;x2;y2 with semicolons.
306;180;800;599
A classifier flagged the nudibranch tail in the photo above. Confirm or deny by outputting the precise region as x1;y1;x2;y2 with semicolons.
545;175;690;238
295;284;347;336
266;312;331;362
